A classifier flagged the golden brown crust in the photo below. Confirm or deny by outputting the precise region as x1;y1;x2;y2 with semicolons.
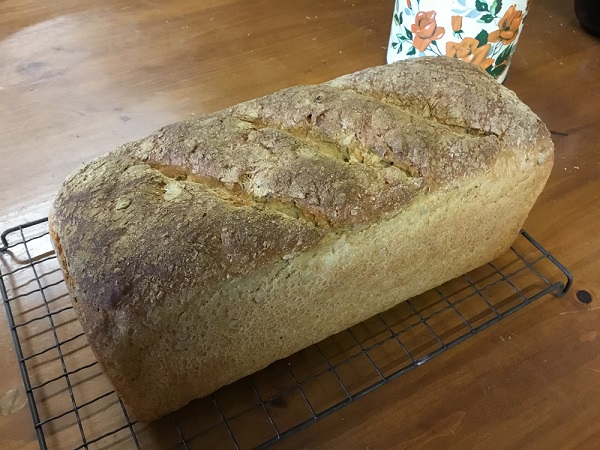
51;155;326;312
49;57;554;421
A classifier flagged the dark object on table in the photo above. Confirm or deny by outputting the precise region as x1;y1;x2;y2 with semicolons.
576;289;593;304
575;0;600;37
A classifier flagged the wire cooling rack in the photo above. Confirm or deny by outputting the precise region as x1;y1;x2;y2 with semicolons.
1;219;572;449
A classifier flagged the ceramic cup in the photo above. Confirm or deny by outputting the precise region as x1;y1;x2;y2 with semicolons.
386;0;529;83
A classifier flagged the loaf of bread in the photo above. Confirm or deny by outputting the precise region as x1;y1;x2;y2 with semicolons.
49;57;553;421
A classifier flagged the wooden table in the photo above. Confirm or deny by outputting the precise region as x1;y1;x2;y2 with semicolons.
1;0;599;448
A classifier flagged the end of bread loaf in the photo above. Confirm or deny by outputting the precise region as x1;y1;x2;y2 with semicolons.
49;57;553;421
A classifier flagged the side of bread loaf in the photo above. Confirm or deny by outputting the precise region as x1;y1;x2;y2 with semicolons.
49;57;553;421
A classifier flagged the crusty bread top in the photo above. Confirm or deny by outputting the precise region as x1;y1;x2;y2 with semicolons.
50;57;552;323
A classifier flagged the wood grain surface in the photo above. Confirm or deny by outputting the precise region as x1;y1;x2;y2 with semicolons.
1;0;599;449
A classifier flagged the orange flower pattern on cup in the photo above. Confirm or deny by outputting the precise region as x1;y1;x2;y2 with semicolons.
451;15;462;33
489;4;523;45
387;1;527;82
446;38;494;70
411;11;445;52
451;14;464;38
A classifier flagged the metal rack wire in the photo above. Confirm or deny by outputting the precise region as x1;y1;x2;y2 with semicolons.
0;219;572;449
